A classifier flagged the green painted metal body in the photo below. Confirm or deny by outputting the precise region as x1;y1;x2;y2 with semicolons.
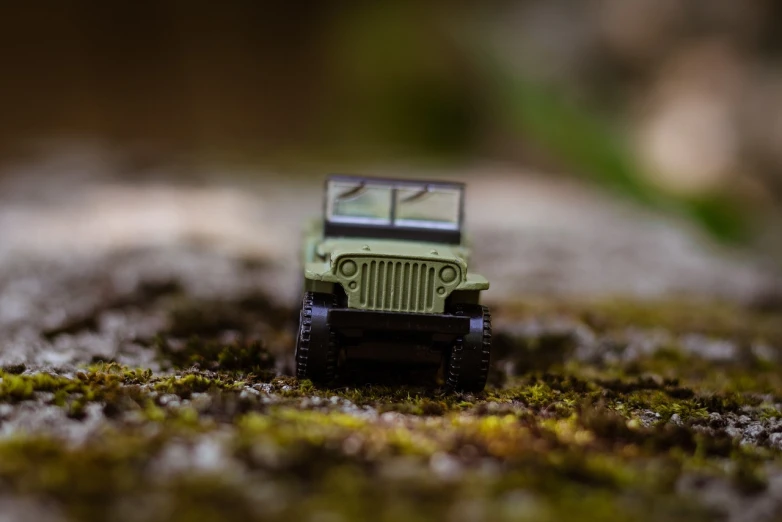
302;220;489;314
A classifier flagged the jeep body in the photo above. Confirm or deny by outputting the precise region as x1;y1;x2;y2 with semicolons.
295;175;491;391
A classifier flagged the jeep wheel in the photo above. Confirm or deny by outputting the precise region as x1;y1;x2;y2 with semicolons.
445;304;491;392
295;292;338;384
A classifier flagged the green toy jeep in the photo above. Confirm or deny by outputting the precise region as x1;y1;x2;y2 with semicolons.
295;175;491;391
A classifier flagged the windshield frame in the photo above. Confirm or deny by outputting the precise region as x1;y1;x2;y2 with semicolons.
323;175;465;244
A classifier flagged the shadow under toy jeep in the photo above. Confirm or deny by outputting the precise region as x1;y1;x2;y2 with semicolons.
295;175;491;391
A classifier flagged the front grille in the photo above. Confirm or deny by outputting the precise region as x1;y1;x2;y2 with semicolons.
358;260;436;313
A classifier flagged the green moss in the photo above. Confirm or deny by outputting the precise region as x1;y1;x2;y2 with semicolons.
0;371;87;402
3;293;782;521
154;373;243;398
0;363;778;522
0;434;165;521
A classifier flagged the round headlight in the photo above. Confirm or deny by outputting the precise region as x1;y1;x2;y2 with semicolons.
439;266;457;283
340;260;358;277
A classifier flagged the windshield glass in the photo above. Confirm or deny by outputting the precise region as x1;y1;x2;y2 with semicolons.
395;186;461;230
327;180;392;224
325;178;463;231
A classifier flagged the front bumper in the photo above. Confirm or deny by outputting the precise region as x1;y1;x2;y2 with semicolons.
328;309;469;335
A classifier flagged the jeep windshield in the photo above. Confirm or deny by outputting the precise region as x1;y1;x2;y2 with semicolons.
324;176;464;244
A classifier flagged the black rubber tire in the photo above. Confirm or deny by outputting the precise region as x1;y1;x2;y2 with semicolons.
445;304;491;392
295;292;338;384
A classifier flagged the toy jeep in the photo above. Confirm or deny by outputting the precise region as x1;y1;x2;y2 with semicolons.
295;175;491;391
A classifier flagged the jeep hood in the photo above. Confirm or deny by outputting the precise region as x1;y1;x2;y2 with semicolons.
316;238;468;269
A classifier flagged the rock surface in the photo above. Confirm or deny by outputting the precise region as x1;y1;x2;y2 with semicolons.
0;147;781;522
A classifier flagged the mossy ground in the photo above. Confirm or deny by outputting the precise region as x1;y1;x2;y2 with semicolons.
1;293;781;522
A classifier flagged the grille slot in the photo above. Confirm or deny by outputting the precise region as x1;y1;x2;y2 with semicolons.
357;260;437;313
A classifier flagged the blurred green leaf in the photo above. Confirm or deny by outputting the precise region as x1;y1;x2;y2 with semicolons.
498;73;750;243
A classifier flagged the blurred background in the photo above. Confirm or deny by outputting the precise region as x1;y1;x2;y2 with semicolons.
1;1;781;301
